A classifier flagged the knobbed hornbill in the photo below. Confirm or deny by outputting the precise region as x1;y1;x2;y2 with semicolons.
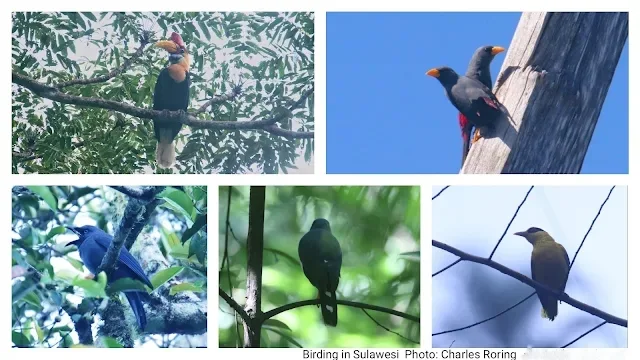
153;32;191;169
298;218;342;326
66;225;153;330
515;227;570;321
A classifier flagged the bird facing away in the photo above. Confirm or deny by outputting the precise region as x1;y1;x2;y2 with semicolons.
66;225;153;330
298;218;343;326
459;45;505;165
515;227;570;321
153;32;191;169
425;66;503;148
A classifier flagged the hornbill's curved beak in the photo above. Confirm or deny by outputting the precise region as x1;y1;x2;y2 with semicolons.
155;40;180;54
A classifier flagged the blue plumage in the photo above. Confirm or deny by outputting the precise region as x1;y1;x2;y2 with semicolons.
66;225;152;330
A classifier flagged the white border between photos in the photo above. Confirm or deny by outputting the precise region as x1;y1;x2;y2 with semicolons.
3;0;636;358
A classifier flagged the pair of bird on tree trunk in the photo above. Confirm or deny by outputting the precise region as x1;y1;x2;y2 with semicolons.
426;45;506;167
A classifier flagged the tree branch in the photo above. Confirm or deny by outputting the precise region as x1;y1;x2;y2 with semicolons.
244;186;265;347
56;35;150;89
462;12;628;174
261;299;420;323
432;240;627;327
219;288;251;325
12;72;314;139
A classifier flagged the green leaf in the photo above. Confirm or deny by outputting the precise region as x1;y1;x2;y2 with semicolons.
264;319;291;331
23;291;42;309
182;213;207;244
71;272;107;298
188;235;207;265
106;278;149;296
158;188;196;222
12;330;32;347
27;186;57;211
45;226;66;241
150;266;184;289
169;282;203;295
101;337;124;348
35;318;44;342
264;327;302;348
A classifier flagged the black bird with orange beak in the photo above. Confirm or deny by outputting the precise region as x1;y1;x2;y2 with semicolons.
153;32;191;169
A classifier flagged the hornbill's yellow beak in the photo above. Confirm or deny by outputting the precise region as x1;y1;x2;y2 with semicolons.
155;40;180;54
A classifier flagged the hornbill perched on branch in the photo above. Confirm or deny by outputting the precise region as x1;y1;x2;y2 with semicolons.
153;32;191;169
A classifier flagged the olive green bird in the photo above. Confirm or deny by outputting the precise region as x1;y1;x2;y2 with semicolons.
515;227;570;321
298;218;342;326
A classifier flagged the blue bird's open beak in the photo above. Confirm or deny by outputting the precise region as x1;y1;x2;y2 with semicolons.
65;226;81;247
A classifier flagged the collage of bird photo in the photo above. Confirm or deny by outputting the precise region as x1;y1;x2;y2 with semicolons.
8;6;632;357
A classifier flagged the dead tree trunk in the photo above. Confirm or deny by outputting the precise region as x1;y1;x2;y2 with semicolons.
462;12;628;174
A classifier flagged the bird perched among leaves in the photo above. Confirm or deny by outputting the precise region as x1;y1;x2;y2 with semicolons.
459;45;505;165
515;227;570;321
298;218;342;326
66;225;153;330
426;66;503;156
153;32;191;169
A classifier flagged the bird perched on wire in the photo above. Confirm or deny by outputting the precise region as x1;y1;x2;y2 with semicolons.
458;45;505;166
153;32;191;169
66;225;153;330
515;227;570;321
425;66;503;153
298;218;342;326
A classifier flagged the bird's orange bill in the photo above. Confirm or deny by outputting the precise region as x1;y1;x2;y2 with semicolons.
491;46;506;55
426;68;440;77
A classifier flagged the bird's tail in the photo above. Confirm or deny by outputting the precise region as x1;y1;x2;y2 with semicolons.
156;128;176;169
319;290;338;327
124;292;147;330
539;295;558;321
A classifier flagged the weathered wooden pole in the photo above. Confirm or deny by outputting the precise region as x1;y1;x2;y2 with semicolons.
462;12;628;174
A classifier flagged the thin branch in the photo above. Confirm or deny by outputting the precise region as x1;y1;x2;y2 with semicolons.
488;186;534;259
195;85;242;114
262;124;314;139
361;309;420;345
432;259;461;277
433;293;536;336
223;186;241;346
432;240;627;327
56;36;150;89
219;288;251;325
95;199;141;275
262;299;420;323
432;186;450;200
570;186;615;269
562;320;607;348
12;72;314;139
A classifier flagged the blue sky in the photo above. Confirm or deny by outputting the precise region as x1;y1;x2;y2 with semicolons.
326;13;629;174
432;186;627;348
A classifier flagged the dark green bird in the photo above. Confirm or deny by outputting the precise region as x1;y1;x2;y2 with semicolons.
298;218;342;326
515;227;570;321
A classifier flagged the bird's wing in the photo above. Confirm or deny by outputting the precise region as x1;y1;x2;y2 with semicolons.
558;243;571;293
299;230;342;292
92;235;153;289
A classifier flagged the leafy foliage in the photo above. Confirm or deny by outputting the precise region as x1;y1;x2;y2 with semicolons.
219;186;420;348
11;185;208;347
12;12;314;174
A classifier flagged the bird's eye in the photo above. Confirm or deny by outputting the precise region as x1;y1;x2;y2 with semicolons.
83;229;89;234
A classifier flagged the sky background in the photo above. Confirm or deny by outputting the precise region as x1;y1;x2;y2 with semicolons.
431;185;627;348
326;12;629;174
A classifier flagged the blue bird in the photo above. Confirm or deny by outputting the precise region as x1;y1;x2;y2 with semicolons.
66;225;153;330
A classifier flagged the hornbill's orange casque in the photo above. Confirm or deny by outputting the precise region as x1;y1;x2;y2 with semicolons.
153;32;191;169
459;46;505;165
